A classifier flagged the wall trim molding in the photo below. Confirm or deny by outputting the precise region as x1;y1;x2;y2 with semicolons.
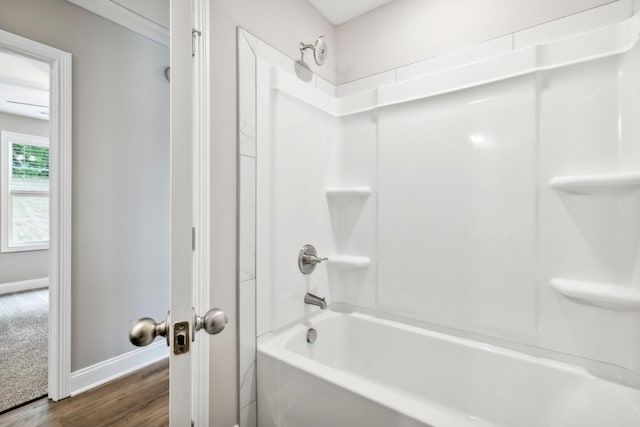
66;0;169;47
0;277;48;295
0;28;73;403
69;340;168;396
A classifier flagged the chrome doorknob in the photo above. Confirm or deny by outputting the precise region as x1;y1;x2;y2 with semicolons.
129;312;169;347
194;308;227;336
129;308;226;349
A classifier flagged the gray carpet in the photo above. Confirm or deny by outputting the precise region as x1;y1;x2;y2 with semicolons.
0;289;48;413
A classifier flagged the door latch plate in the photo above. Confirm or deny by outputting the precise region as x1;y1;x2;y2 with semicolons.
173;321;190;355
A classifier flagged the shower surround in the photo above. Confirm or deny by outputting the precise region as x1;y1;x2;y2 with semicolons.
238;2;640;425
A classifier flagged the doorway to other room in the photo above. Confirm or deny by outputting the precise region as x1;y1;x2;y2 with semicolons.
0;50;51;413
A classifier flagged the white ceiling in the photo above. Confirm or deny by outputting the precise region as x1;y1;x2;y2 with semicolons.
0;51;49;120
307;0;395;25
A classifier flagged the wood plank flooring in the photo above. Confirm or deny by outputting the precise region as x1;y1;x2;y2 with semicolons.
0;358;168;427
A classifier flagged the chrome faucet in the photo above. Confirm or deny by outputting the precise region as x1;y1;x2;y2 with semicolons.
304;293;327;309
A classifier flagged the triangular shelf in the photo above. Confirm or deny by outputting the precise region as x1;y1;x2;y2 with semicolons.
550;173;640;195
327;255;371;270
550;278;640;312
326;186;372;202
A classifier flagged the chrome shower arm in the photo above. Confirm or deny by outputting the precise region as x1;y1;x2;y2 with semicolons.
298;36;327;66
299;42;315;53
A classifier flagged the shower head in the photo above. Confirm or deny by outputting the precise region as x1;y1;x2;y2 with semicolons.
299;36;328;66
313;36;328;66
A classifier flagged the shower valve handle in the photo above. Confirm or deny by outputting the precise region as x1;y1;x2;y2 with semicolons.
298;244;328;274
303;254;328;265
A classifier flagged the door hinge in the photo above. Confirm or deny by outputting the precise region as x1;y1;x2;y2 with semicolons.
192;227;196;251
192;28;201;57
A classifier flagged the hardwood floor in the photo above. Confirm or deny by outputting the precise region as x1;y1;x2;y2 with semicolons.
0;359;168;427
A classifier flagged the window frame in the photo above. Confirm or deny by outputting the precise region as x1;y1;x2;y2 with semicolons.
1;130;50;252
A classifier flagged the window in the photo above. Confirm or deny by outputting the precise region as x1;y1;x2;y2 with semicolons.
1;131;50;252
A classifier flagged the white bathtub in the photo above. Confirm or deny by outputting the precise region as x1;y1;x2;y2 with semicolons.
257;307;640;427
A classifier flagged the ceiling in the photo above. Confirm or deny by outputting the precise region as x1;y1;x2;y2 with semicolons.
307;0;394;25
0;51;50;120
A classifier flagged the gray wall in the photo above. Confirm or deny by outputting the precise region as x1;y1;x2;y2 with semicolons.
336;0;616;83
0;0;170;371
208;1;335;424
0;112;49;284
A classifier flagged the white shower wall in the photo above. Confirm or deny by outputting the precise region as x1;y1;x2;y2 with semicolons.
374;49;640;375
328;111;378;308
238;30;343;419
377;75;538;343
538;52;640;374
255;59;341;334
251;59;379;335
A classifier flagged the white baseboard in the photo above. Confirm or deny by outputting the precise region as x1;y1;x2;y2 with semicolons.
70;340;169;396
0;277;48;295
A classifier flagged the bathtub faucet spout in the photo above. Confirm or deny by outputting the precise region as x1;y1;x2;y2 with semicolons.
304;293;327;309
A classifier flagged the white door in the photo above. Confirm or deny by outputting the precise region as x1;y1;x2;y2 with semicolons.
169;0;194;424
129;2;227;426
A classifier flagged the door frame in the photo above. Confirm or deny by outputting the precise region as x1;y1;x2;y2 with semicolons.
0;30;73;401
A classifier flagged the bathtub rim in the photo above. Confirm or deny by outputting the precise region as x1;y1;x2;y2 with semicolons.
259;303;640;390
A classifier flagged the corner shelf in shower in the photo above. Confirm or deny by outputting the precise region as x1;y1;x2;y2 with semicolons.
550;278;640;312
325;186;372;202
327;255;371;270
550;173;640;195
